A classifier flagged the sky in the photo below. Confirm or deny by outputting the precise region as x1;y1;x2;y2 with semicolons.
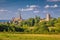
0;0;60;20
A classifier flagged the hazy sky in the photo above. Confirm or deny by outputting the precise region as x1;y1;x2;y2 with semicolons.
0;0;60;20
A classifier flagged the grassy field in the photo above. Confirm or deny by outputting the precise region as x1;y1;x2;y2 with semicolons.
0;33;60;40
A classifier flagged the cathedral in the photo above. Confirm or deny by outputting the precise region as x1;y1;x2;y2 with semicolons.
12;13;51;23
46;13;51;21
12;13;22;24
40;13;51;22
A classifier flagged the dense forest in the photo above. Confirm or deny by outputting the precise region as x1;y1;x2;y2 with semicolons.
0;16;60;34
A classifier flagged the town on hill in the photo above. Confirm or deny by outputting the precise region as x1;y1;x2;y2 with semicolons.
0;13;60;34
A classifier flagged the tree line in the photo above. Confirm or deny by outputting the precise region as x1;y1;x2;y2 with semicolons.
0;16;60;34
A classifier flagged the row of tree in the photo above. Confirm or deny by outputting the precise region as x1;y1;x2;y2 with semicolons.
0;16;60;34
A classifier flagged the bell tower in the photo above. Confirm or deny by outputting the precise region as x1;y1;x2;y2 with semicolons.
46;13;51;21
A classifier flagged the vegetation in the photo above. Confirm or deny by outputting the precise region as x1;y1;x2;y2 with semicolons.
0;16;60;34
0;33;60;40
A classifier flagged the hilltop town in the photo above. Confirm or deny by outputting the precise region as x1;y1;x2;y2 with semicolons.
11;13;51;24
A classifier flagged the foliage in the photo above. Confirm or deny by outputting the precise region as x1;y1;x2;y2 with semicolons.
0;16;60;34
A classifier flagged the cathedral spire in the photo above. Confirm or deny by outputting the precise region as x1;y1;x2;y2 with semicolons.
18;10;22;20
20;13;22;19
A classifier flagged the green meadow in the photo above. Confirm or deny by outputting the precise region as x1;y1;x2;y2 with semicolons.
0;33;60;40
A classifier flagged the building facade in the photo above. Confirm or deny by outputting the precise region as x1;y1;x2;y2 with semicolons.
46;13;51;21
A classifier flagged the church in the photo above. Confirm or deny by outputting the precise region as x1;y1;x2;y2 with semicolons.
40;13;51;22
12;13;51;24
12;13;22;24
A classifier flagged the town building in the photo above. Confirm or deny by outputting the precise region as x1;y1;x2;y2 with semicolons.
12;13;51;23
46;13;51;21
12;12;22;24
40;13;51;22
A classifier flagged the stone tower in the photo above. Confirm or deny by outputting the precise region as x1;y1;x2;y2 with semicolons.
19;12;22;20
12;11;22;23
46;13;51;21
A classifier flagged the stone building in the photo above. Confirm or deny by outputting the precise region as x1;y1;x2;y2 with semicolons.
40;13;51;22
45;13;51;21
12;12;22;24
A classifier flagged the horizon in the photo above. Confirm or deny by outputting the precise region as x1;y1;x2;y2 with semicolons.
0;0;60;20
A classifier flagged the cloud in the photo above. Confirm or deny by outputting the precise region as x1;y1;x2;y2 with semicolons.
0;9;8;12
45;5;50;8
29;5;38;8
45;4;58;8
47;0;60;2
53;4;58;8
18;8;34;11
26;5;38;8
33;10;40;13
18;5;39;11
0;9;12;20
0;9;11;14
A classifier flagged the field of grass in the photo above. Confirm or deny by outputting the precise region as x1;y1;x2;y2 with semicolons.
0;33;60;40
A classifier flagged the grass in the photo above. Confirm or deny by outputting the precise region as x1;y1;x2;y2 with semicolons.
0;32;60;40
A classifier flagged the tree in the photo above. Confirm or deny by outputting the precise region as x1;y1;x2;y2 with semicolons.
34;21;49;33
47;18;57;27
34;16;40;26
54;23;60;32
27;18;35;26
